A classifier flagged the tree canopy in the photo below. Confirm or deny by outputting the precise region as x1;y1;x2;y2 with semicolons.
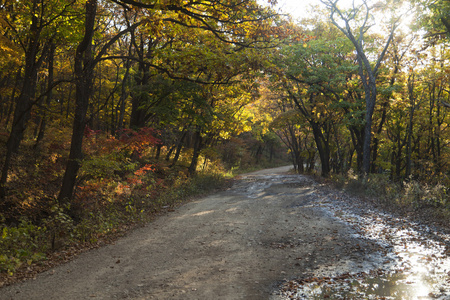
0;0;449;218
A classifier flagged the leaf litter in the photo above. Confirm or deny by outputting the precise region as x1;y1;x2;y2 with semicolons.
278;187;450;300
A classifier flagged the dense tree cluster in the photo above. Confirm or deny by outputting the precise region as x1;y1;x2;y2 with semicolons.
0;0;449;218
268;0;450;185
0;0;289;212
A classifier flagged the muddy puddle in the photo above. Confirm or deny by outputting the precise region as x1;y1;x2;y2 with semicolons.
278;188;450;300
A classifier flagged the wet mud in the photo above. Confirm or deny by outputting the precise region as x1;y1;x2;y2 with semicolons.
277;184;450;300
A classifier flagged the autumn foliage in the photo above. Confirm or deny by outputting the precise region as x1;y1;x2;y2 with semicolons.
2;0;450;285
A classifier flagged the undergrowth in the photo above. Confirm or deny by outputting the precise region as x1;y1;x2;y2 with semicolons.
0;171;226;279
0;127;288;281
0;129;232;280
329;171;450;224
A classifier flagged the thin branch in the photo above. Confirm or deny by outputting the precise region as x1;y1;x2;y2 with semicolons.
95;55;241;85
374;18;401;75
93;20;145;65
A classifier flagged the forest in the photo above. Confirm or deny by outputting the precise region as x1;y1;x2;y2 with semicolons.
0;0;449;282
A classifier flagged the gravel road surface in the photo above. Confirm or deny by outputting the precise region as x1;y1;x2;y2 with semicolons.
0;166;386;300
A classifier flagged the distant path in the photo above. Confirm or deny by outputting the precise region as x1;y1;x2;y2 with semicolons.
0;166;381;300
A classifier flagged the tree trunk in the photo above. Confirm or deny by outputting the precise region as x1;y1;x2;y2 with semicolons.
116;58;131;135
188;129;203;175
0;4;44;200
288;90;330;176
311;121;330;177
371;60;400;173
405;74;416;178
395;135;402;180
307;151;315;173
35;42;56;147
295;153;304;174
130;36;152;129
155;144;162;159
327;1;397;175
360;62;378;176
348;126;364;172
370;99;388;173
435;95;443;175
59;4;143;206
362;103;374;175
170;130;187;167
165;145;175;161
289;151;297;173
58;0;97;206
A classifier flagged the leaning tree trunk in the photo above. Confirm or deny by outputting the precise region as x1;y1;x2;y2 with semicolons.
371;62;399;173
405;73;417;178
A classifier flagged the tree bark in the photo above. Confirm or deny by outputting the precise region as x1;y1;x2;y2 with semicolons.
58;3;144;205
287;90;331;176
311;121;331;177
170;130;187;167
58;0;97;205
0;1;44;200
4;69;22;127
35;42;56;147
405;73;416;178
116;57;131;135
130;35;153;129
188;129;203;175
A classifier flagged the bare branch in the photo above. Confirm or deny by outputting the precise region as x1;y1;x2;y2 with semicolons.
374;18;400;75
93;19;145;64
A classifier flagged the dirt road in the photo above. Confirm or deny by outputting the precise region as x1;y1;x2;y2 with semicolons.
0;167;408;299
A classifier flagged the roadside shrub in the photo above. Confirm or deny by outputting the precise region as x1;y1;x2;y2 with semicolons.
0;219;47;275
402;179;448;209
80;155;121;179
42;203;75;250
364;173;399;201
330;170;449;213
0;123;231;280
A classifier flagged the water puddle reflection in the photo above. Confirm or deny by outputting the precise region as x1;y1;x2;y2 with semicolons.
280;190;450;299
